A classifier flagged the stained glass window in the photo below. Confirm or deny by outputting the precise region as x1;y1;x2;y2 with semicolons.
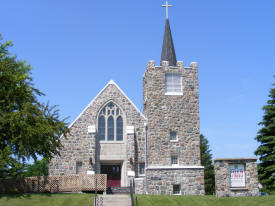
98;116;105;141
116;116;123;141
98;102;123;141
107;116;114;141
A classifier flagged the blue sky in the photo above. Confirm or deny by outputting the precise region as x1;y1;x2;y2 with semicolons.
1;0;274;159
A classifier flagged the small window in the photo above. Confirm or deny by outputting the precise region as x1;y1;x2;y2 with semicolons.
76;161;82;174
173;184;181;195
170;131;178;141
139;163;145;175
165;73;182;95
171;156;178;166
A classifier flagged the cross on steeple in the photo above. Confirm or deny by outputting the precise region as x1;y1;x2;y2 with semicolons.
162;0;172;19
160;1;177;66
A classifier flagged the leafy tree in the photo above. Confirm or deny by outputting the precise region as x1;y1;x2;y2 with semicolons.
23;158;49;177
0;34;69;179
255;80;275;193
200;134;215;195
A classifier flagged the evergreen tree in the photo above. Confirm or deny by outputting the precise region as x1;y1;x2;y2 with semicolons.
0;34;69;179
255;80;275;193
200;134;215;195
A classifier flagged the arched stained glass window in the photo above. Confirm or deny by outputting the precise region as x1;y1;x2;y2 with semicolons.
116;116;123;141
107;116;114;141
98;102;123;141
98;116;105;141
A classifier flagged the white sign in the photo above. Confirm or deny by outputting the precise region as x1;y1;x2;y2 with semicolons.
229;164;245;187
126;126;135;134
88;125;96;134
87;170;95;175
127;171;135;177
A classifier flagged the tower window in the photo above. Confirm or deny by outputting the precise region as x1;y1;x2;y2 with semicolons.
98;102;124;141
139;163;145;175
173;184;181;195
76;161;82;174
165;73;182;95
170;131;178;141
171;155;178;166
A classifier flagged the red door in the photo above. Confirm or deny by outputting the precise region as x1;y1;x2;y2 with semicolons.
101;165;121;187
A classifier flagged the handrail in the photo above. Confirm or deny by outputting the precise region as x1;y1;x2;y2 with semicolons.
130;179;135;206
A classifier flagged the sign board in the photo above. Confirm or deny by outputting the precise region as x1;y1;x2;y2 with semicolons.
88;125;96;134
126;126;135;134
87;170;95;175
229;164;245;187
127;171;135;177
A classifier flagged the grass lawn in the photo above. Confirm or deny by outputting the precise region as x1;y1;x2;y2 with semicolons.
0;193;94;206
135;195;275;206
1;194;274;206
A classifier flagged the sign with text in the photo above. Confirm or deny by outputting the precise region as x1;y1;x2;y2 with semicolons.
229;164;246;187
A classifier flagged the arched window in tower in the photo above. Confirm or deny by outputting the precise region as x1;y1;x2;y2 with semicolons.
98;102;124;141
116;116;123;141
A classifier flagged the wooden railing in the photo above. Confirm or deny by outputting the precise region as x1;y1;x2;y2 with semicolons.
0;174;107;194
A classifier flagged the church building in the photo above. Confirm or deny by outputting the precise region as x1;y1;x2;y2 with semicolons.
49;2;205;195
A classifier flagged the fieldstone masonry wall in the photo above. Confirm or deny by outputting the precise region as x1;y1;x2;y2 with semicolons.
49;82;146;187
134;178;145;194
49;58;205;194
146;169;204;195
143;61;201;167
214;158;259;197
142;60;205;195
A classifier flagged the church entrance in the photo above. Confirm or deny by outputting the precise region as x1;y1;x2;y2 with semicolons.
101;164;121;187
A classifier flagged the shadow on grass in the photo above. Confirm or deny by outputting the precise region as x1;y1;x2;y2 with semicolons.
0;192;52;201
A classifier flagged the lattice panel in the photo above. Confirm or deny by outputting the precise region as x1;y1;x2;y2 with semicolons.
0;174;107;194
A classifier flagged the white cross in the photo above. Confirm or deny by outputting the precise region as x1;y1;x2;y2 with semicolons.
162;1;172;19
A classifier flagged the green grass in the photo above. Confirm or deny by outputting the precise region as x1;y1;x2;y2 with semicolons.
0;193;94;206
1;194;274;206
135;195;275;206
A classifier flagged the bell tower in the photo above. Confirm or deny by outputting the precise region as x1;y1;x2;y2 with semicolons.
143;1;205;195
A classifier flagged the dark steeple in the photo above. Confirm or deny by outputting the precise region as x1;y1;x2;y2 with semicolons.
160;17;177;66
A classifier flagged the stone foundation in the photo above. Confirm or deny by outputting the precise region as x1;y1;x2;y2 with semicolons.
134;178;145;194
214;158;259;197
146;168;205;195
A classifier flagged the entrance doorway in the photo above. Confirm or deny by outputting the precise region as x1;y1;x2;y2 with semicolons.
101;165;121;187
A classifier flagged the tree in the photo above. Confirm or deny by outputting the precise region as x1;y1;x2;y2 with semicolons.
23;158;49;177
0;34;69;179
255;80;275;193
200;134;215;195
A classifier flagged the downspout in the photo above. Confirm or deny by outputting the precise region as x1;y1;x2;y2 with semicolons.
144;122;148;194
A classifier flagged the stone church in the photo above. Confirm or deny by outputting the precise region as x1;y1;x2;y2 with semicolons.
49;11;205;195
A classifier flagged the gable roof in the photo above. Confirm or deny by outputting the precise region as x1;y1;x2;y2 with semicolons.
69;80;146;128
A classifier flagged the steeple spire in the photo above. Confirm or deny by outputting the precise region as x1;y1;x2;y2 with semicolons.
161;1;177;66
